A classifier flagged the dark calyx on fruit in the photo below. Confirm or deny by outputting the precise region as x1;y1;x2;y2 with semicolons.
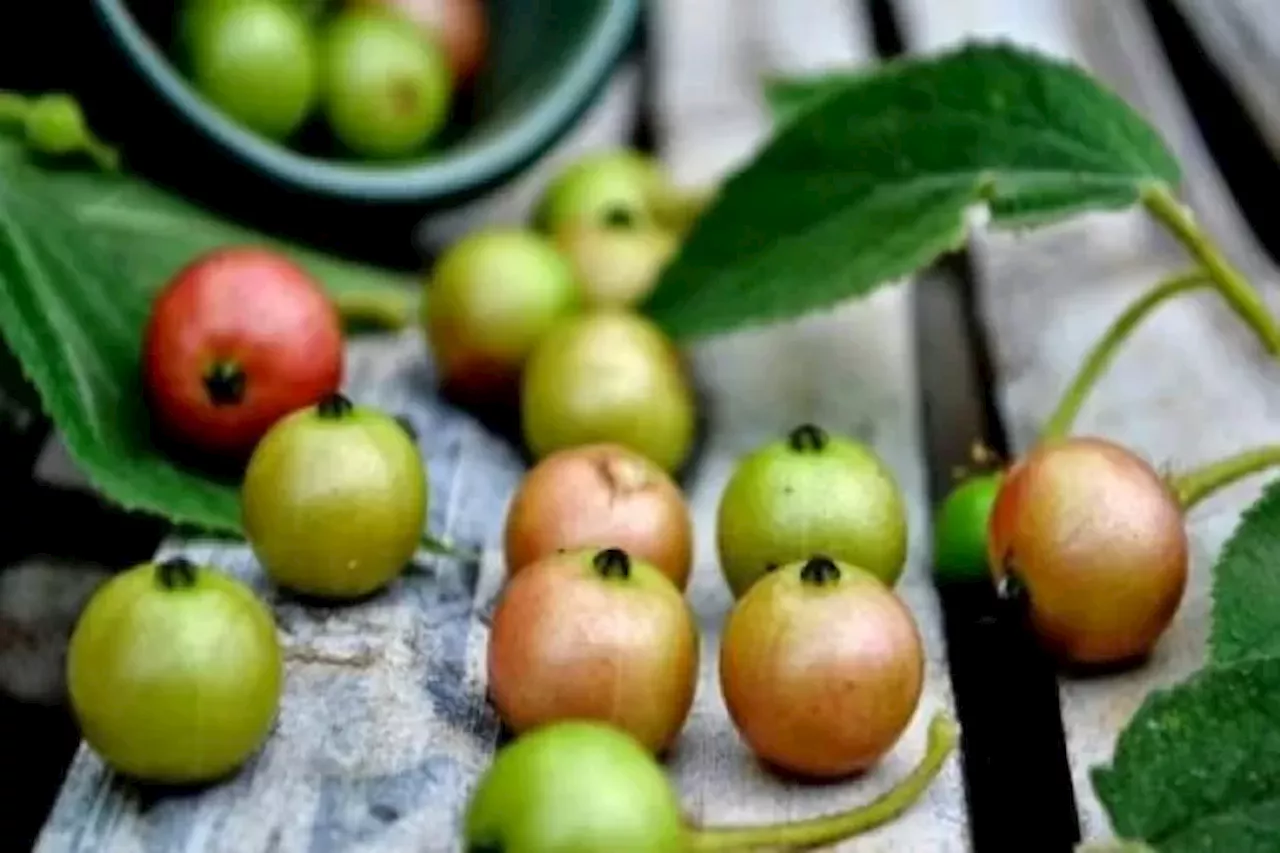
788;423;829;453
156;557;199;590
204;361;246;406
592;547;632;579
799;554;841;586
316;393;355;419
603;205;638;229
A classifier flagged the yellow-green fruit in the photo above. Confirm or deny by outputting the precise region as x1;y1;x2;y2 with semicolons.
555;223;677;308
535;149;670;231
424;227;580;406
243;393;427;598
67;558;282;784
716;424;908;597
522;311;695;474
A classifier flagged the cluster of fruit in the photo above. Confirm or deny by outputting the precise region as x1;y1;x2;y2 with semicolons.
176;0;485;158
425;149;703;474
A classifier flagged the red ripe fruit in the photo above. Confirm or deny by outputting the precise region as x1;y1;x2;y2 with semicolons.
142;248;344;458
988;436;1189;667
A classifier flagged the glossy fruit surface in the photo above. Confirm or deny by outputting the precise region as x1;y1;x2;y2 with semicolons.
464;721;686;853
186;0;319;140
424;228;580;406
352;0;487;84
142;247;343;458
933;473;1002;584
521;310;695;474
242;393;427;599
504;443;693;589
555;223;677;308
716;424;908;597
322;8;453;158
988;436;1188;666
488;547;699;753
535;149;669;231
720;556;924;778
67;557;282;783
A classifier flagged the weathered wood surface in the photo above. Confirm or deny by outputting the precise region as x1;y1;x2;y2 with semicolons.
898;0;1280;842
37;2;968;851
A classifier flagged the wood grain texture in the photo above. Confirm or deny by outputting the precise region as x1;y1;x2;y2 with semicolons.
897;0;1280;841
650;2;966;850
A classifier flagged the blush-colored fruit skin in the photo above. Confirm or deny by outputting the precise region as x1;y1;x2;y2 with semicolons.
987;436;1189;667
354;0;488;85
503;443;694;589
521;310;696;474
719;557;924;778
487;548;699;754
424;228;581;407
142;247;343;458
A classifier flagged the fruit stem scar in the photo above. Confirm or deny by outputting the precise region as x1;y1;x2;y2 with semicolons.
1039;268;1212;443
156;557;199;590
685;712;959;851
799;555;841;585
203;361;246;406
1171;444;1280;511
1141;182;1280;356
787;423;828;452
317;393;355;419
592;547;631;579
603;206;637;228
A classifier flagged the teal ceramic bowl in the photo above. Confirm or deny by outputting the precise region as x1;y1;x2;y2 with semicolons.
89;0;642;206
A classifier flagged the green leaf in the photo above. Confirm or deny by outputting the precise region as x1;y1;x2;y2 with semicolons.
0;140;419;330
1092;657;1280;852
1210;478;1280;665
0;163;243;533
763;71;868;125
643;41;1181;339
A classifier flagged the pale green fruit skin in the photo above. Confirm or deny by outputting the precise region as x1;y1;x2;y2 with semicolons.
187;0;320;140
555;223;677;309
464;721;687;853
322;9;453;158
67;561;282;784
242;401;427;598
423;228;581;400
521;311;695;474
535;149;668;231
717;430;908;597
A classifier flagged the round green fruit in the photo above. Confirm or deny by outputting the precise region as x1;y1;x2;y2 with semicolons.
932;473;1002;584
554;222;677;309
67;557;282;784
321;8;453;158
535;149;671;232
464;721;686;853
185;0;319;140
423;227;581;406
242;393;428;599
521;310;696;474
716;424;908;597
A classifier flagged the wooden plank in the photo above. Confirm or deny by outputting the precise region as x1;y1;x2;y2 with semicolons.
34;68;644;853
649;2;968;849
896;0;1280;842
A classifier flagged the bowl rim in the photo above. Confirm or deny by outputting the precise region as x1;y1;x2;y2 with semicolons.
91;0;642;203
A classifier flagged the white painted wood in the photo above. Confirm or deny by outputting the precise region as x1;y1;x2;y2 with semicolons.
896;0;1280;841
650;2;966;849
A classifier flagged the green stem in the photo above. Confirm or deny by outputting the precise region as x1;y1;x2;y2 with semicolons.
332;288;418;332
1142;183;1280;355
685;713;958;851
1040;269;1212;442
1172;445;1280;511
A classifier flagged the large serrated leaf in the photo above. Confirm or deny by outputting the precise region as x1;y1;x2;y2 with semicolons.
1092;657;1280;852
0;162;243;534
643;42;1181;339
1210;478;1280;665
